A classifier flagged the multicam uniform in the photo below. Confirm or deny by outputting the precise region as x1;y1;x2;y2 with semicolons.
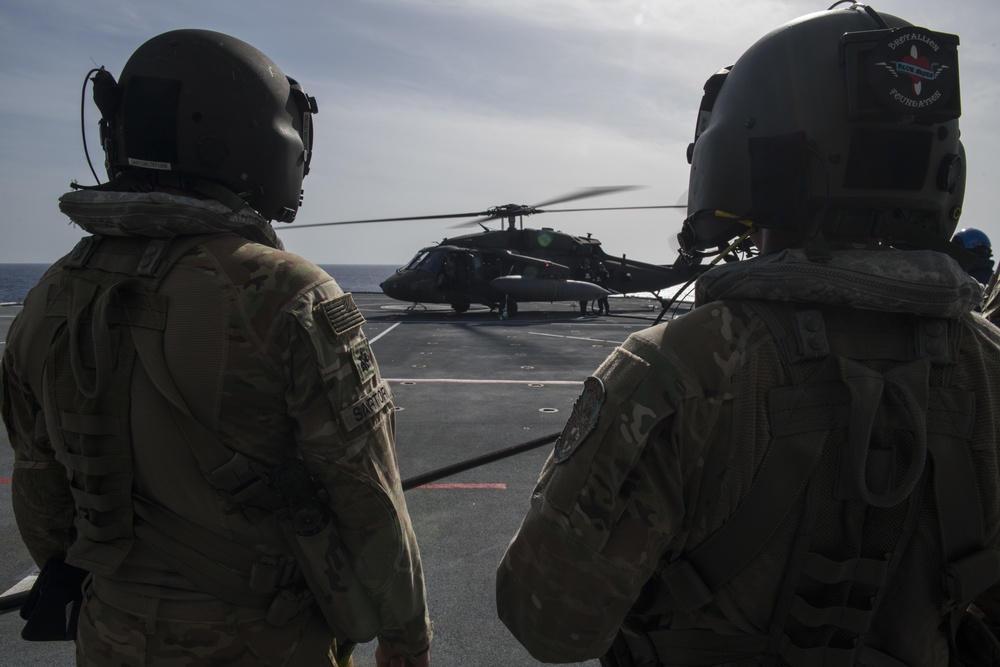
1;191;431;665
497;248;1000;665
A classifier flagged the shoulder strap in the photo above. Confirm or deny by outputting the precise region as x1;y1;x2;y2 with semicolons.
129;321;284;508
63;233;283;507
53;235;296;605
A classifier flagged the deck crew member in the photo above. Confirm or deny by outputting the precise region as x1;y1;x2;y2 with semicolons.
1;29;431;667
952;227;994;284
497;5;1000;665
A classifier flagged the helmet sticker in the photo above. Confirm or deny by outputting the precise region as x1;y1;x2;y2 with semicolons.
554;376;606;463
868;28;958;116
127;158;172;171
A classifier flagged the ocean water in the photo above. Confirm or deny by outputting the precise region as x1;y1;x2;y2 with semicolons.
0;263;399;306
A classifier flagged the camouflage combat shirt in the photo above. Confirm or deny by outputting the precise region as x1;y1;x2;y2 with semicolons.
497;247;1000;664
0;191;432;656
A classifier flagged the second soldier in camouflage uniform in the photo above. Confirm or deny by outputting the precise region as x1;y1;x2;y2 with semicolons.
1;30;431;666
497;5;1000;666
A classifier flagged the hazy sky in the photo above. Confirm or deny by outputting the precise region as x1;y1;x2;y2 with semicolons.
1;0;997;267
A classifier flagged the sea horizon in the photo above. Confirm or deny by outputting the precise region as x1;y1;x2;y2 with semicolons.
0;263;400;306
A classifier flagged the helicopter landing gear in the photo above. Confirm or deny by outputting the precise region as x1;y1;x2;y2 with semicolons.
589;299;611;315
500;295;518;320
451;302;470;313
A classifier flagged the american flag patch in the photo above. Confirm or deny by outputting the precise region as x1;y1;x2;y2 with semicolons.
320;293;366;336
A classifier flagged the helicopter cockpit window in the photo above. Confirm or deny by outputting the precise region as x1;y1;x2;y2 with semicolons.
404;251;428;270
404;250;443;273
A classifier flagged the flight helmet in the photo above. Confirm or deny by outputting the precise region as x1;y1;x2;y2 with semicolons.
680;4;965;261
91;29;318;222
952;228;992;256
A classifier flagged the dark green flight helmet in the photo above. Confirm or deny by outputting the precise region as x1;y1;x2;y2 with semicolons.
680;3;965;260
93;29;318;222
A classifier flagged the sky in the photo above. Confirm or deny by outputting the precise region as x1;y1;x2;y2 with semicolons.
1;0;997;267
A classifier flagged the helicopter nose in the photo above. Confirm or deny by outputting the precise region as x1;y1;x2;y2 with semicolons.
380;273;407;300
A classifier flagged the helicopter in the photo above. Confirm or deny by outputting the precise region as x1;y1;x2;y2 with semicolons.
290;186;707;318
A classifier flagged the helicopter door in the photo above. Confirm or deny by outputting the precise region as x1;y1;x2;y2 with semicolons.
479;254;502;281
438;250;474;291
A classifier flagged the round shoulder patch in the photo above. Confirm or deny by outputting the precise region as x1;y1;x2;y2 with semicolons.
553;376;606;463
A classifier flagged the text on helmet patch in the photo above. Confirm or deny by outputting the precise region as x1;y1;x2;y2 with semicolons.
128;158;172;171
868;27;958;117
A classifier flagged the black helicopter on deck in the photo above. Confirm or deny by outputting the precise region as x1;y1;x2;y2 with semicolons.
291;187;708;318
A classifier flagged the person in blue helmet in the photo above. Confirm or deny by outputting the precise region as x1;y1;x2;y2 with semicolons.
952;228;995;284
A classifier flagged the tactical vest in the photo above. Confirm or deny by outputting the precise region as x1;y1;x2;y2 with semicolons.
25;234;310;621
607;301;1000;667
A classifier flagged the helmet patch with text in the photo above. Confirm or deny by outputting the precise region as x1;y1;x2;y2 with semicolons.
868;28;958;117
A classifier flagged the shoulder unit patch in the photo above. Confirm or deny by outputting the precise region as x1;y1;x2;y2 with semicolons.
554;376;606;463
350;338;377;384
319;293;365;337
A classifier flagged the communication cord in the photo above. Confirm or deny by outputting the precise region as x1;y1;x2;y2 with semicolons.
0;430;562;616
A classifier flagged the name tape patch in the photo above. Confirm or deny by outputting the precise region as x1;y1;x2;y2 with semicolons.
340;380;393;432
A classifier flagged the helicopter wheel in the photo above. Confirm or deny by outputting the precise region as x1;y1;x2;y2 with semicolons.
451;302;470;313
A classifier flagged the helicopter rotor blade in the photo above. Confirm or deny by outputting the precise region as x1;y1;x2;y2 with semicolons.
450;186;647;229
538;205;686;213
288;186;660;231
529;185;642;208
448;204;684;229
287;212;492;230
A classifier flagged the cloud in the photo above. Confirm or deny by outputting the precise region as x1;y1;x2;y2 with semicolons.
1;0;998;264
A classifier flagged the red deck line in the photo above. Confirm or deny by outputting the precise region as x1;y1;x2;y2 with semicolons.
416;482;506;490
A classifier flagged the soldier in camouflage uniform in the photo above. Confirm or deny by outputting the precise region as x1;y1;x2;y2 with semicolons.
498;6;1000;666
1;30;431;666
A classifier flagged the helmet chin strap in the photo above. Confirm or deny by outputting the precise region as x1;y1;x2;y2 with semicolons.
800;228;833;263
